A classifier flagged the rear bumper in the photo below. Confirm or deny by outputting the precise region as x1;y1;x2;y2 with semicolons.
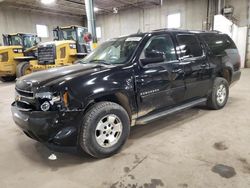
11;102;82;146
231;70;241;86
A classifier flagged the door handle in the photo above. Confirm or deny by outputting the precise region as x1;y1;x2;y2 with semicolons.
172;69;184;74
201;63;209;68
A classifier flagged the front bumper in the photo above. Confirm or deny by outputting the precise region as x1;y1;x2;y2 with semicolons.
11;102;82;146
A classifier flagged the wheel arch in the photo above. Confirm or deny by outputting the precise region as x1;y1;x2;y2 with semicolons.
83;91;136;123
218;66;233;85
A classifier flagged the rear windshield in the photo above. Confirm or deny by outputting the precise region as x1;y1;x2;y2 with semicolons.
200;33;237;55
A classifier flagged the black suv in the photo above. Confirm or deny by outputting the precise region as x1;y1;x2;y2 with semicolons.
12;29;241;158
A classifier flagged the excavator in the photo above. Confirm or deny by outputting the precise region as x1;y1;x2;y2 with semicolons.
0;33;40;82
29;25;91;72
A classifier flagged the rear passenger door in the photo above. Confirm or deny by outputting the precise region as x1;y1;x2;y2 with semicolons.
176;34;211;100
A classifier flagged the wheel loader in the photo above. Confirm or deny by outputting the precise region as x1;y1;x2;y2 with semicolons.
29;25;91;72
0;33;40;82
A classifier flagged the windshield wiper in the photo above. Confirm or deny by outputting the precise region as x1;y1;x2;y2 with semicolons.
89;60;111;65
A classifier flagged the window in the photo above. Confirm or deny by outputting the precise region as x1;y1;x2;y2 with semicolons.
77;27;88;43
167;13;181;28
36;24;49;38
23;36;37;49
176;35;203;58
140;35;177;62
96;27;102;39
82;36;142;65
200;33;236;55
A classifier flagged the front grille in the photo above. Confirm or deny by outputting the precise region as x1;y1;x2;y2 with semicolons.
38;45;56;65
15;88;35;111
16;101;33;111
16;88;34;98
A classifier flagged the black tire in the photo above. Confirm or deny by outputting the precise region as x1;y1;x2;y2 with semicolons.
0;76;16;82
16;61;31;78
78;102;130;158
207;77;229;110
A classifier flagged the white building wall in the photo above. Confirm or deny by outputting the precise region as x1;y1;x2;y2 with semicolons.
0;6;85;44
96;0;208;42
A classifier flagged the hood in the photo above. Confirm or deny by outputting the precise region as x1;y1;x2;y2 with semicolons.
16;63;110;91
0;46;22;51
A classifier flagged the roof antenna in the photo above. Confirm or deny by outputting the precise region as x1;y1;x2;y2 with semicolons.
137;29;141;34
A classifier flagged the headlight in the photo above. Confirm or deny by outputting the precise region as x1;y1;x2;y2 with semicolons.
35;91;66;111
13;48;23;53
69;43;76;49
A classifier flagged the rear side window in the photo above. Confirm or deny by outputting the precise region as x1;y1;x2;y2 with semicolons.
176;34;203;58
200;34;236;55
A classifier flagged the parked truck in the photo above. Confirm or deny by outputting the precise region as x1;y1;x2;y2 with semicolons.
12;29;241;158
29;25;91;72
0;33;40;81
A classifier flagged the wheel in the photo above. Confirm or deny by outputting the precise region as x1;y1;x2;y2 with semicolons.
207;77;229;110
16;61;31;78
0;76;16;82
78;102;130;158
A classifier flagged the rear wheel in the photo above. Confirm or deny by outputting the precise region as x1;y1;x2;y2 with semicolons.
78;102;130;158
0;76;16;82
16;61;31;78
207;77;229;110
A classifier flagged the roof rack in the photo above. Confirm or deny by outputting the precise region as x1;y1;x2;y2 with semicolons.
152;28;222;34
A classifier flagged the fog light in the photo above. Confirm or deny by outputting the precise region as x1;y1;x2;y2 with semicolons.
41;101;50;111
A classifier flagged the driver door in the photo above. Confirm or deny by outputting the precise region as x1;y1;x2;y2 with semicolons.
136;34;185;117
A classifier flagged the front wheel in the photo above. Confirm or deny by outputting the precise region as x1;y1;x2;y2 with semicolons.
16;61;31;78
78;102;130;158
207;77;229;110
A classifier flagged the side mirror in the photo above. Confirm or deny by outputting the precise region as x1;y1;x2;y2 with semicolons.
140;50;165;66
140;56;165;66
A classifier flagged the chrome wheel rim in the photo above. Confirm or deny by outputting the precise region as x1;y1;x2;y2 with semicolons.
216;84;227;104
95;114;123;148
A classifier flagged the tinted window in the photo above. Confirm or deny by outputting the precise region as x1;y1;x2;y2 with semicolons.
177;34;203;58
141;35;177;62
200;34;236;55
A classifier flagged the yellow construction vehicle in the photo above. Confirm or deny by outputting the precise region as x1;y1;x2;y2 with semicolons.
0;33;40;82
30;25;91;72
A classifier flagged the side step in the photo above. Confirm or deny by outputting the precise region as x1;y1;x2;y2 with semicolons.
136;98;207;125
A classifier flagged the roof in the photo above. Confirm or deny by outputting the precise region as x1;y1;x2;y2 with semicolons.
4;33;38;37
112;28;223;41
59;25;87;29
152;28;221;34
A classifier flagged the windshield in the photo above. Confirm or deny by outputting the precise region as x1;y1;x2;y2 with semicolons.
9;35;22;46
61;28;77;41
23;36;37;49
82;36;142;65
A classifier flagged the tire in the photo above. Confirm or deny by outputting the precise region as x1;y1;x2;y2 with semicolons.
207;77;229;110
0;76;16;82
16;61;31;78
78;102;130;158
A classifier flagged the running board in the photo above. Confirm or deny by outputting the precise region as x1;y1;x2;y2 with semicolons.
136;98;207;125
